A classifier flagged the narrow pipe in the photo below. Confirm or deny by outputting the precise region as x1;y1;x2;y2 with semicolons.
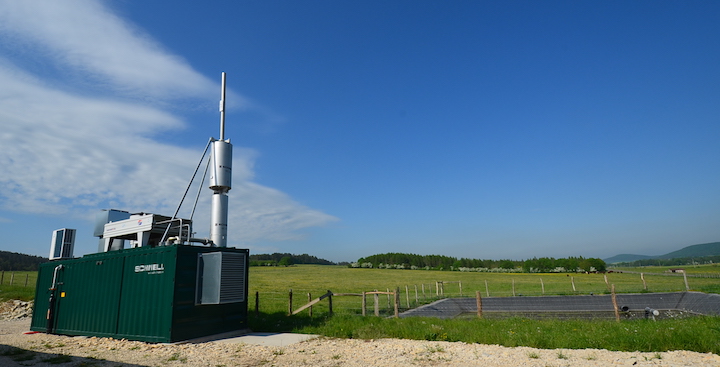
220;72;226;140
47;264;64;333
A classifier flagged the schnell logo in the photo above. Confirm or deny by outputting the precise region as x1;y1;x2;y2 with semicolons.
134;263;165;274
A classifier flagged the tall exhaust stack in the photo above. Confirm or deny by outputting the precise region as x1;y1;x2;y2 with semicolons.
209;72;232;247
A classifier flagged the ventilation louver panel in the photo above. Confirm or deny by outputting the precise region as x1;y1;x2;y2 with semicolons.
197;252;246;305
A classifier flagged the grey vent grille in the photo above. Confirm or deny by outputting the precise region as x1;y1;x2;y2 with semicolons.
196;252;247;305
219;253;246;303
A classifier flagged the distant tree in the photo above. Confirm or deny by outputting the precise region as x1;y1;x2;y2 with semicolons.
0;251;48;271
278;256;294;267
555;257;580;272
499;260;515;269
536;257;555;272
587;258;606;272
249;253;335;266
523;258;537;272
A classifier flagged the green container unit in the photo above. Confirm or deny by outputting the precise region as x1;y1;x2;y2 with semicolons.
31;245;249;343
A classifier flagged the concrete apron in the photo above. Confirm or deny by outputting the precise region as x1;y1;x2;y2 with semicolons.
179;329;320;347
213;332;320;346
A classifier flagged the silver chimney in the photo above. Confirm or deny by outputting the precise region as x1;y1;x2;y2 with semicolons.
209;72;232;247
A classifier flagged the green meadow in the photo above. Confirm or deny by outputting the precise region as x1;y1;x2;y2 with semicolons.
3;265;719;353
248;265;720;315
247;265;720;354
0;271;37;301
611;263;720;275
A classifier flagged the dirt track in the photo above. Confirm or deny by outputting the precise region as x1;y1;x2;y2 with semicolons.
1;317;719;367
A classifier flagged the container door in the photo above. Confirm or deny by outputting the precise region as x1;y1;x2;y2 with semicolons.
52;257;125;337
30;263;57;331
116;248;175;342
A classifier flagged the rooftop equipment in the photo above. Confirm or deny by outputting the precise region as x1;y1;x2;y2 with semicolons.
49;228;75;260
93;209;130;252
101;213;192;251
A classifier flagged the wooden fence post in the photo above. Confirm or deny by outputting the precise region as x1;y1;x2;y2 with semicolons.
374;290;379;316
440;282;445;296
476;291;483;318
1;270;4;285
308;293;313;318
485;280;489;297
459;281;462;297
512;279;515;296
604;274;610;291
327;290;333;316
422;284;426;300
435;282;439;296
611;284;619;322
683;272;690;291
571;276;576;292
288;289;293;315
394;287;400;318
25;274;29;287
10;272;14;286
641;273;647;291
540;278;545;294
405;285;410;308
386;288;391;307
362;291;366;316
414;285;418;303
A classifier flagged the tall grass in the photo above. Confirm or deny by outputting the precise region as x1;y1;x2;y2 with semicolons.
8;265;720;353
248;265;720;353
297;315;720;354
612;263;720;275
0;271;37;302
248;265;720;316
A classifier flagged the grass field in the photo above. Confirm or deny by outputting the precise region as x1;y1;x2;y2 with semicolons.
611;263;720;275
248;265;720;316
246;265;720;354
4;265;719;353
0;271;37;302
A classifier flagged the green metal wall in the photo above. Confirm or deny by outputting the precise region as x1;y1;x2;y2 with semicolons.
31;245;248;343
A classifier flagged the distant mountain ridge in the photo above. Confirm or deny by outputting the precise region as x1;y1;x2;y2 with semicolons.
605;242;720;264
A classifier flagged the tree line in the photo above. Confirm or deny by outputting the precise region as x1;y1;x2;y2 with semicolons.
249;253;336;266
354;252;607;273
0;250;48;271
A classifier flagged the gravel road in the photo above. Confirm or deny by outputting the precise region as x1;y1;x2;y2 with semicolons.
1;303;719;366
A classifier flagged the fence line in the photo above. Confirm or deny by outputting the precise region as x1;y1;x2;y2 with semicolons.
251;273;708;319
288;289;401;317
0;271;31;287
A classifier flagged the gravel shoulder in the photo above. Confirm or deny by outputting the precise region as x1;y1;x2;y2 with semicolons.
1;304;719;366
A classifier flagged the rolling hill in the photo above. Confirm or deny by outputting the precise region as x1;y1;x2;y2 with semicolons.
604;242;720;264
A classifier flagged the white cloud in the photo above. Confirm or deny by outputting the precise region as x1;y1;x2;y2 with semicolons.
0;0;217;101
0;0;337;245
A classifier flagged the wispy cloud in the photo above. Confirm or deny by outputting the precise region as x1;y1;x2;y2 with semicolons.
0;0;337;247
0;0;215;101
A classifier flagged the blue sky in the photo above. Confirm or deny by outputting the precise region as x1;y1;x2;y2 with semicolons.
1;0;719;263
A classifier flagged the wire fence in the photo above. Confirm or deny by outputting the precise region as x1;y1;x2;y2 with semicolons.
250;272;719;318
0;271;33;287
